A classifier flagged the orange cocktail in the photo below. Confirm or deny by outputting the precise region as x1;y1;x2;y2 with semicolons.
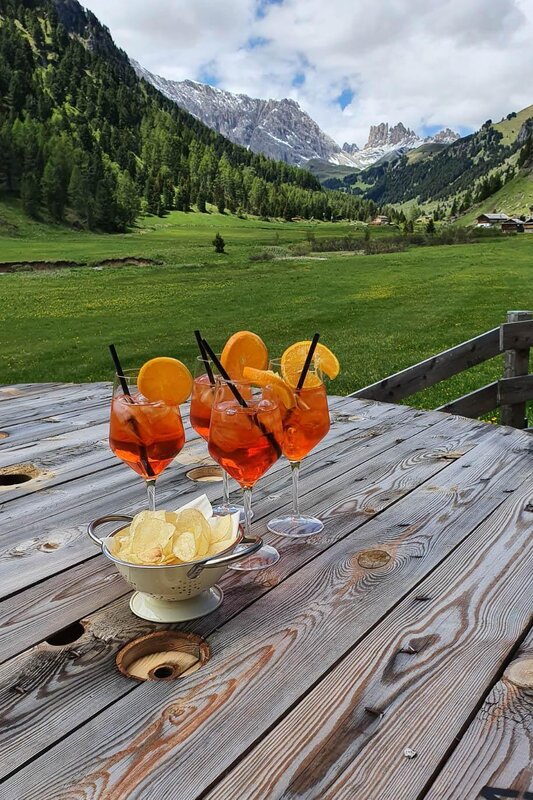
279;382;330;462
208;379;283;569
109;394;185;478
209;396;282;488
190;373;215;441
266;353;333;538
108;361;190;510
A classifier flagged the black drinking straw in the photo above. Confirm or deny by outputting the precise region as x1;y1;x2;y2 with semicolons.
109;344;131;398
194;330;215;386
108;343;154;478
201;337;282;456
297;333;320;390
201;338;248;407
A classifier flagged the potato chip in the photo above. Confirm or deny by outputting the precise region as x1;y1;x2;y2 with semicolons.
209;514;233;544
131;517;175;556
208;538;236;556
174;508;211;559
142;546;164;564
172;531;196;562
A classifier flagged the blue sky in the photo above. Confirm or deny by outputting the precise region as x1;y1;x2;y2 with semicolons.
83;0;533;147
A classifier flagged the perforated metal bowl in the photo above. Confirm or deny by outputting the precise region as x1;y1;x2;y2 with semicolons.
88;514;262;602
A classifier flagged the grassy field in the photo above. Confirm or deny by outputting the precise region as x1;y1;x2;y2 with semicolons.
1;200;532;412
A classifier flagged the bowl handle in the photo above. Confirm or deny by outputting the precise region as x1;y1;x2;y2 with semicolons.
88;515;133;548
187;534;263;579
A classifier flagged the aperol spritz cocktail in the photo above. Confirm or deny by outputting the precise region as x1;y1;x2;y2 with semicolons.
208;379;283;569
267;360;330;537
109;369;186;510
190;356;246;518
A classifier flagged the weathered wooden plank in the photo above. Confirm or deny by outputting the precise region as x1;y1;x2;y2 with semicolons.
501;310;532;429
0;397;424;598
0;413;486;775
500;318;533;350
206;482;533;800
424;626;533;800
351;328;500;403
0;382;111;425
499;374;533;406
2;423;529;796
0;408;470;668
0;558;129;664
437;381;498;417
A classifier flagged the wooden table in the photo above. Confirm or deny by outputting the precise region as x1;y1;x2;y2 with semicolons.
0;383;532;800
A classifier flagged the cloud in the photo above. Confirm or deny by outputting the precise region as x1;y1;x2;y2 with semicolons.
82;0;533;147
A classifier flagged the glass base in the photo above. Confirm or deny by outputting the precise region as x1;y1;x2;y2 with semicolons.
229;544;280;571
267;515;324;538
212;503;251;525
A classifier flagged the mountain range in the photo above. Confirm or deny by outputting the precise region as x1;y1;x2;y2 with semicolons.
132;62;459;170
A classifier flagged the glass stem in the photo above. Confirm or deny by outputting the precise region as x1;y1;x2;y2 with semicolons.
243;487;253;538
290;461;301;517
146;479;156;511
223;470;230;508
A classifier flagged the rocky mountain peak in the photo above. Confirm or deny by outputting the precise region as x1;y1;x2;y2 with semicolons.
365;122;418;149
342;142;360;154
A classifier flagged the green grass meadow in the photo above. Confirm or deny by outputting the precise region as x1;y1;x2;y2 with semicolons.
1;201;532;411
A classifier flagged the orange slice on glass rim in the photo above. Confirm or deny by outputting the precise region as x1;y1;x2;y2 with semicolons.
220;331;268;379
242;367;296;409
281;341;340;389
138;357;193;404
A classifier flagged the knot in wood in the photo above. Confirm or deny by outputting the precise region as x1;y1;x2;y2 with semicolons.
504;658;533;689
357;550;391;569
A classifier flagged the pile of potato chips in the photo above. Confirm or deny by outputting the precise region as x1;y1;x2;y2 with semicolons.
108;495;239;565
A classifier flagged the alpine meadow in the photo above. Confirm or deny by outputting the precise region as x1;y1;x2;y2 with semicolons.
1;0;533;410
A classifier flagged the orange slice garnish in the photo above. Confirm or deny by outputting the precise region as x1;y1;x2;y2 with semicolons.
242;367;296;409
138;357;193;404
220;331;268;379
281;341;340;389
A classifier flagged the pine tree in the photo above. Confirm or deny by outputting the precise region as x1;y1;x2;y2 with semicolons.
20;172;40;218
213;232;225;253
41;156;68;220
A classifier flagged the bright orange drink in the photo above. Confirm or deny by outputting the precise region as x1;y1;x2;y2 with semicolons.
109;393;185;478
208;396;282;488
279;383;330;461
190;374;215;441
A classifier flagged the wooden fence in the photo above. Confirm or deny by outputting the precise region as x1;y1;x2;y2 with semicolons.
350;311;533;428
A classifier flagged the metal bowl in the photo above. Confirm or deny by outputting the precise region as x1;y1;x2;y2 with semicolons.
88;514;262;600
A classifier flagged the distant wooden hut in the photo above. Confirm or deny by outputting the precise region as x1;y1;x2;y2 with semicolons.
476;213;508;227
523;217;533;234
501;218;524;233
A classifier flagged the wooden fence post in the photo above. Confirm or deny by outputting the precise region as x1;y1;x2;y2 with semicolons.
500;310;532;428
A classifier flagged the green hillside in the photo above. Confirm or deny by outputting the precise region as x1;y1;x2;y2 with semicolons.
458;172;533;226
494;105;533;145
0;0;377;232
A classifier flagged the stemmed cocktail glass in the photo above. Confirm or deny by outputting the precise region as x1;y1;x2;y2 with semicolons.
267;360;330;537
109;369;186;511
189;355;246;518
208;378;283;570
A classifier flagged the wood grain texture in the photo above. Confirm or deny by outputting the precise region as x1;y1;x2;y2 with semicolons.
0;396;427;598
501;310;532;429
424;626;533;800
437;381;498;417
0;409;470;776
207;481;533;800
500;318;533;349
2;420;530;798
352;328;500;403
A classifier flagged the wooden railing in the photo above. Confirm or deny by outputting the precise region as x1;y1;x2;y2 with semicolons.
350;310;533;428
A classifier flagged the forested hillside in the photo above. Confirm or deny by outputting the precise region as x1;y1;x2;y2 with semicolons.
0;0;381;231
